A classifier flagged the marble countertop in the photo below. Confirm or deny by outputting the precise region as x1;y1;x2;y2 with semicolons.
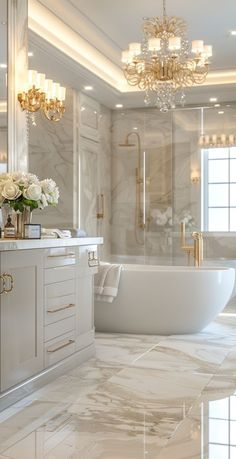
0;237;103;251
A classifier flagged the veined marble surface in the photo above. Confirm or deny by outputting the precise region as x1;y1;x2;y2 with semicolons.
0;237;103;251
0;309;236;457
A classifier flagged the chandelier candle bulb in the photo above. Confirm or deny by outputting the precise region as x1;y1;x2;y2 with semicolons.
58;86;66;101
203;45;212;57
28;70;37;88
128;42;141;57
229;135;235;144
212;134;217;144
44;79;53;99
169;36;181;51
51;82;60;99
191;40;204;54
148;37;161;52
36;73;46;91
121;50;130;63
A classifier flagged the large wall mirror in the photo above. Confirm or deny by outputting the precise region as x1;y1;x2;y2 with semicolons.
0;0;7;172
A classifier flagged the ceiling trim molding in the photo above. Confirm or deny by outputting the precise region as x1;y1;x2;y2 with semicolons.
29;0;236;97
28;0;124;90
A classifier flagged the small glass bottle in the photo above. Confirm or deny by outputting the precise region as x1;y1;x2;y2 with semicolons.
4;214;15;238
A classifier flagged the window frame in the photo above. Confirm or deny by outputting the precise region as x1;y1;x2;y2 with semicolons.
202;147;236;232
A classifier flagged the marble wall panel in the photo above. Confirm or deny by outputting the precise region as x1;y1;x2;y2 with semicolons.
29;88;74;228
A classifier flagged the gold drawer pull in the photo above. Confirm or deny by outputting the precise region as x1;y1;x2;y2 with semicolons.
0;273;14;294
47;339;75;353
47;252;75;258
47;303;75;314
0;275;5;295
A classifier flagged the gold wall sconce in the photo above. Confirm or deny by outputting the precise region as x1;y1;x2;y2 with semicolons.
199;134;236;148
18;70;66;122
191;171;200;184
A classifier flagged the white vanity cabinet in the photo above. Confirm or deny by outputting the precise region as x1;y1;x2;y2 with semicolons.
0;249;44;391
0;237;102;402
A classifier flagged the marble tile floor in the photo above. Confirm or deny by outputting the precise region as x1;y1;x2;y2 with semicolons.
1;312;236;458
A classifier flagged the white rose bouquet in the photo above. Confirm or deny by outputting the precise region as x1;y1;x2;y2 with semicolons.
151;206;173;228
0;172;59;212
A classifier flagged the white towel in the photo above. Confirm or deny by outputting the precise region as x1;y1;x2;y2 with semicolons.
94;263;123;303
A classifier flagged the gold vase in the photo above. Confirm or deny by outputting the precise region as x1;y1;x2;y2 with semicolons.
15;207;32;239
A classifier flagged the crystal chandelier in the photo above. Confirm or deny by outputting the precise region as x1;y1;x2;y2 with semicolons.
121;0;212;112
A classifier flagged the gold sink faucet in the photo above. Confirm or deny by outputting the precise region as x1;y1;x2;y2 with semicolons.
180;222;203;267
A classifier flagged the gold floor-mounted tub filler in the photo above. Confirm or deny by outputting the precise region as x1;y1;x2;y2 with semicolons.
180;221;203;267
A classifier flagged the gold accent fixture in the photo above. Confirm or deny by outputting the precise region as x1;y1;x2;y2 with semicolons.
18;70;66;122
191;171;200;184
3;273;14;293
47;252;75;258
0;275;5;295
0;273;14;294
180;222;203;267
47;303;75;314
199;133;236;148
88;251;100;267
121;0;212;111
97;194;105;219
47;339;75;353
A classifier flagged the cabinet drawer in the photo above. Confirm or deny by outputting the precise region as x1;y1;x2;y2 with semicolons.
44;248;76;268
45;265;76;285
45;331;76;367
44;316;75;342
45;294;76;325
45;279;75;300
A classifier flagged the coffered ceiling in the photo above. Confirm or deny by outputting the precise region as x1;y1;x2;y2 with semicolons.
28;0;236;108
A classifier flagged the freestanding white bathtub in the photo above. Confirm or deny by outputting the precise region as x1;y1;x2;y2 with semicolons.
94;264;235;335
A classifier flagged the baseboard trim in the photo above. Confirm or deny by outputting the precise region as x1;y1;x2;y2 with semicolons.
0;343;95;412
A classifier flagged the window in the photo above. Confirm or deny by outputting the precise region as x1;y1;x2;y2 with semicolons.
208;395;236;459
202;147;236;231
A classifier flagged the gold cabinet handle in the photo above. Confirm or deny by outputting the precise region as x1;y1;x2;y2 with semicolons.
0;275;5;295
47;339;75;353
2;273;14;294
88;251;100;267
47;303;75;314
47;252;75;258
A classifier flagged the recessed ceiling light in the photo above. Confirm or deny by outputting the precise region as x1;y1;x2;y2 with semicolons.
28;52;34;57
209;97;217;102
218;111;224;115
0;63;7;69
133;127;138;130
115;104;123;108
226;104;231;107
84;85;93;91
230;31;236;36
214;104;220;107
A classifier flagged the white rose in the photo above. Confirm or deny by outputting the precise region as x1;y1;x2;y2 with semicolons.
23;184;42;201
2;181;22;200
40;193;48;209
41;179;56;194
